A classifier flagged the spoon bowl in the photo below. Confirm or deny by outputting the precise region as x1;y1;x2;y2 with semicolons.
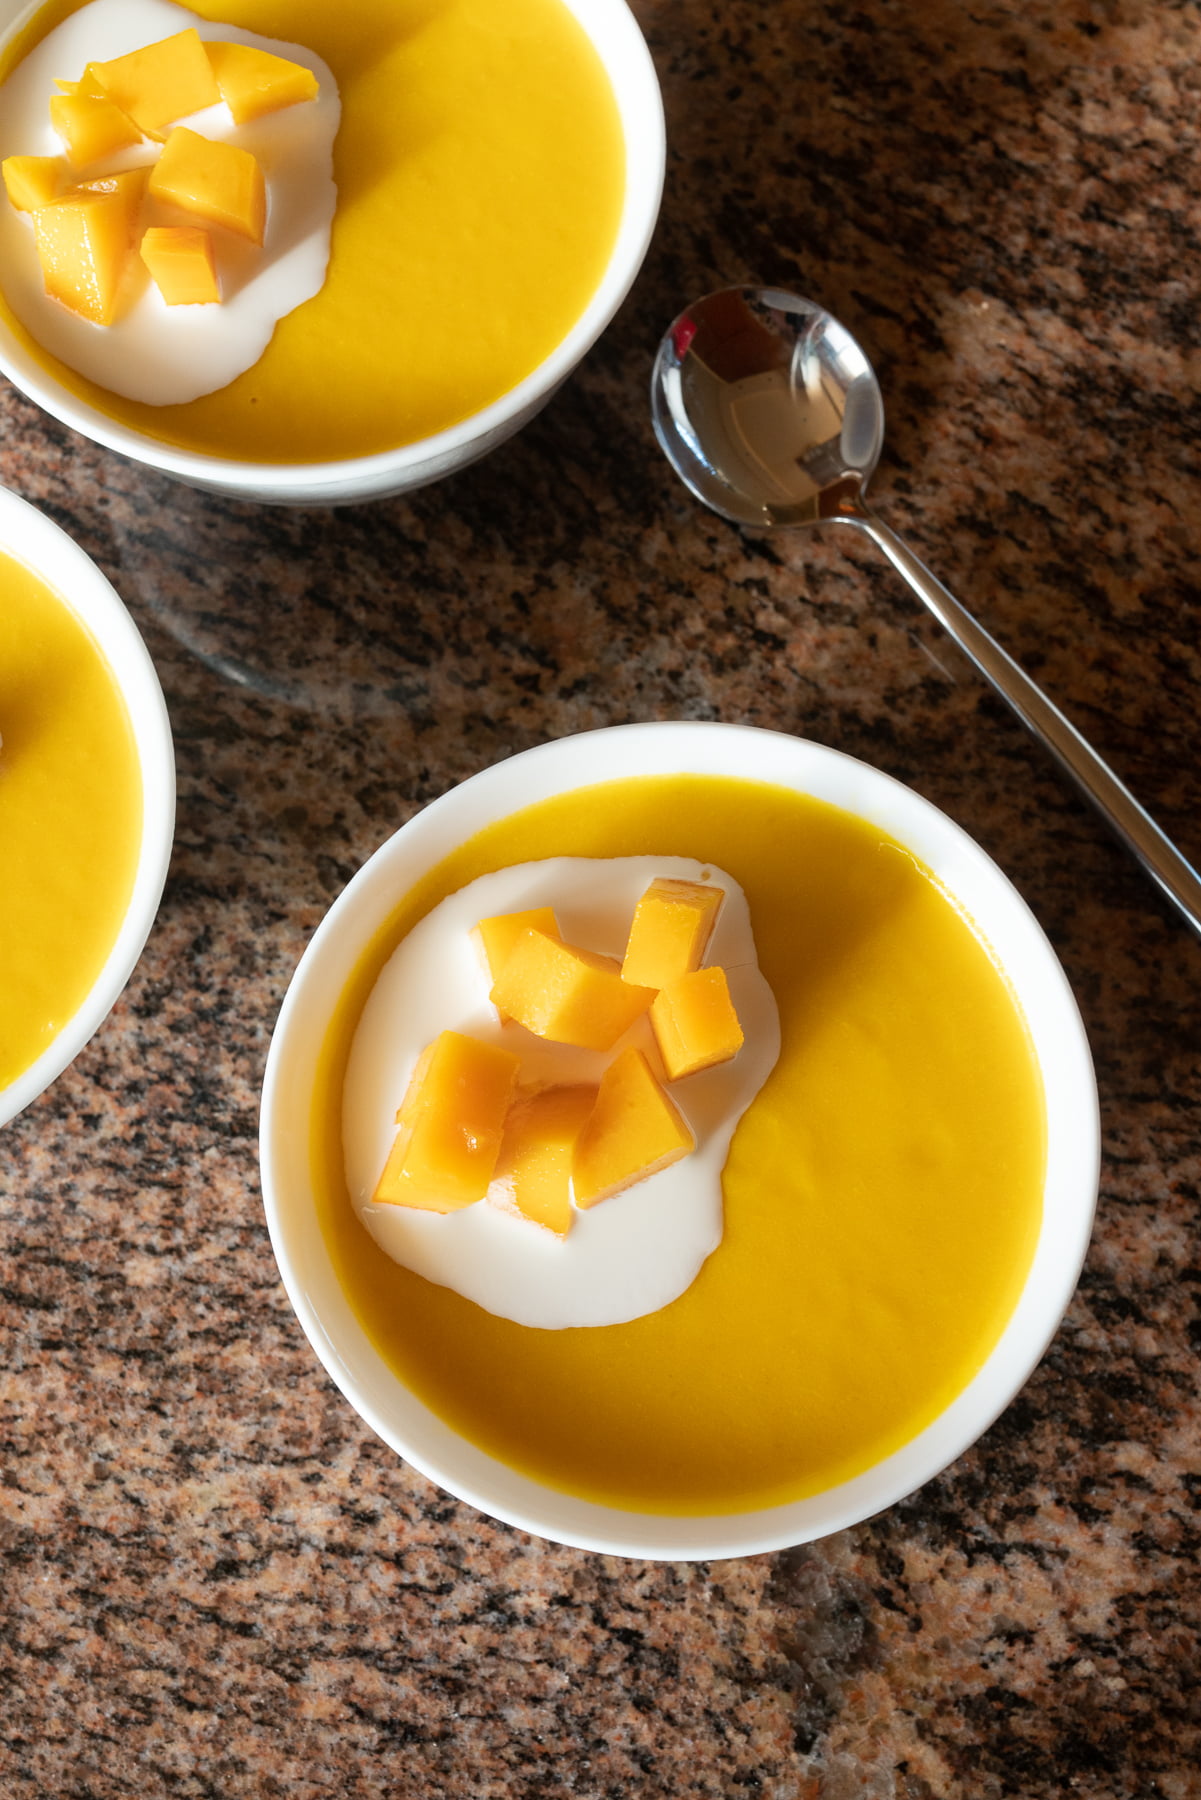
652;286;1201;938
653;287;884;526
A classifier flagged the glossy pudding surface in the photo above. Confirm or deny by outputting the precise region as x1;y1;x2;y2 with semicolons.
0;546;142;1093
312;775;1047;1516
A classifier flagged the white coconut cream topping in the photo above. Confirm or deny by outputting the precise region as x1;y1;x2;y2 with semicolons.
343;856;781;1331
0;0;339;403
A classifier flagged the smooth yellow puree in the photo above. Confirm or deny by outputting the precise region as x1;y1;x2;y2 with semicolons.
1;0;626;463
313;776;1047;1516
0;549;141;1090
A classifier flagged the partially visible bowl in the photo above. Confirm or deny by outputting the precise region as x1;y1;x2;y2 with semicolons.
260;721;1100;1560
0;485;175;1127
0;0;665;505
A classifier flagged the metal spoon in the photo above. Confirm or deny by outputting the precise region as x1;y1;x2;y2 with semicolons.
651;285;1201;939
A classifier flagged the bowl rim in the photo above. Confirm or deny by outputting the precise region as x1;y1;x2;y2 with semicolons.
0;0;666;495
0;485;176;1127
260;720;1101;1560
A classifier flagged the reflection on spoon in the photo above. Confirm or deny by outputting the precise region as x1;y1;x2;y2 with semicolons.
652;286;1201;939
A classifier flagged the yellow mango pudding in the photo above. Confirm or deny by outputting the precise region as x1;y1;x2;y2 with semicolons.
260;723;1100;1559
0;0;665;503
0;487;174;1127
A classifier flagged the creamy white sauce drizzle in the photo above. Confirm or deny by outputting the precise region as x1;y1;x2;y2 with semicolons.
0;0;339;403
342;857;781;1331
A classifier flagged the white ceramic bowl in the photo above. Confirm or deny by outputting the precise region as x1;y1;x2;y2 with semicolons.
0;0;665;505
260;721;1100;1560
0;486;175;1127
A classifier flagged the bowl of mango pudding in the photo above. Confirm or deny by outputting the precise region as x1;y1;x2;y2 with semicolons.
0;0;665;504
0;484;174;1128
260;721;1100;1559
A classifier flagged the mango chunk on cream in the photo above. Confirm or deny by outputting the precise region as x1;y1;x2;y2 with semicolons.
149;126;265;244
473;907;560;986
2;154;64;212
621;877;724;988
204;40;318;125
31;186;131;324
490;928;655;1051
140;224;219;305
53;71;110;98
366;866;758;1244
80;163;150;210
86;29;220;141
49;90;142;166
492;1084;597;1237
573;1048;696;1209
372;1030;520;1212
650;965;745;1081
4;25;327;330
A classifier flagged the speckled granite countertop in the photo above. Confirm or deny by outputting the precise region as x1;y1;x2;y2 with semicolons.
2;0;1200;1794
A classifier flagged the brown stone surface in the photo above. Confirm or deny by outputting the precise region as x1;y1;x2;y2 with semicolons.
2;0;1200;1794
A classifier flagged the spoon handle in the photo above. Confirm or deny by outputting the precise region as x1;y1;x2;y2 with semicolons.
852;505;1201;939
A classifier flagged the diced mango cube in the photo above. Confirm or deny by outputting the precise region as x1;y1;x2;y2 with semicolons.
371;1030;519;1212
205;40;319;124
2;154;65;213
54;69;109;99
621;878;725;989
473;907;560;987
49;92;142;167
490;928;654;1051
650;965;744;1081
149;126;265;244
492;1084;596;1236
140;224;220;305
573;1048;695;1208
395;1039;436;1129
32;189;132;325
79;164;150;223
88;30;221;141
